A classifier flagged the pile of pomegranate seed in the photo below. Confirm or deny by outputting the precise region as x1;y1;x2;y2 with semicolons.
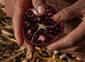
22;5;64;46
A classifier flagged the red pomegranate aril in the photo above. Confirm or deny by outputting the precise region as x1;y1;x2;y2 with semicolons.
46;24;61;36
26;10;33;16
37;17;42;23
38;40;43;43
47;6;56;15
26;36;32;41
43;18;57;26
33;33;43;44
24;10;33;21
22;5;64;46
33;35;39;43
27;24;39;36
45;36;53;43
44;33;53;43
31;25;39;33
38;29;45;35
47;13;53;17
24;14;29;21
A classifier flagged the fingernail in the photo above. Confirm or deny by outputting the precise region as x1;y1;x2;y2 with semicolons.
52;14;61;22
38;6;45;15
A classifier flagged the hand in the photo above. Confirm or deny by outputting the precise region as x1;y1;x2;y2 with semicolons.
5;0;45;55
5;0;85;61
47;0;85;61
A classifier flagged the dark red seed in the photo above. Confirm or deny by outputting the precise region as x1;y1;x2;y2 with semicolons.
33;35;39;43
46;24;61;36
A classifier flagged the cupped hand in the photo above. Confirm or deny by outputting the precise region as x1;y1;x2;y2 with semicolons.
47;0;85;61
5;0;45;54
5;0;85;61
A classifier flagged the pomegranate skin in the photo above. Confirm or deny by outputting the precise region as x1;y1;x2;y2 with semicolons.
21;4;64;46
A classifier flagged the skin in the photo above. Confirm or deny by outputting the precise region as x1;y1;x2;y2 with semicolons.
4;0;45;58
5;0;85;61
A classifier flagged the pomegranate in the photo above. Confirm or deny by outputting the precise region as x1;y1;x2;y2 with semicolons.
22;5;64;46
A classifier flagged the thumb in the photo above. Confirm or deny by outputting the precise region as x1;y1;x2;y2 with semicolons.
47;22;85;51
12;0;24;46
32;0;46;15
52;0;85;22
